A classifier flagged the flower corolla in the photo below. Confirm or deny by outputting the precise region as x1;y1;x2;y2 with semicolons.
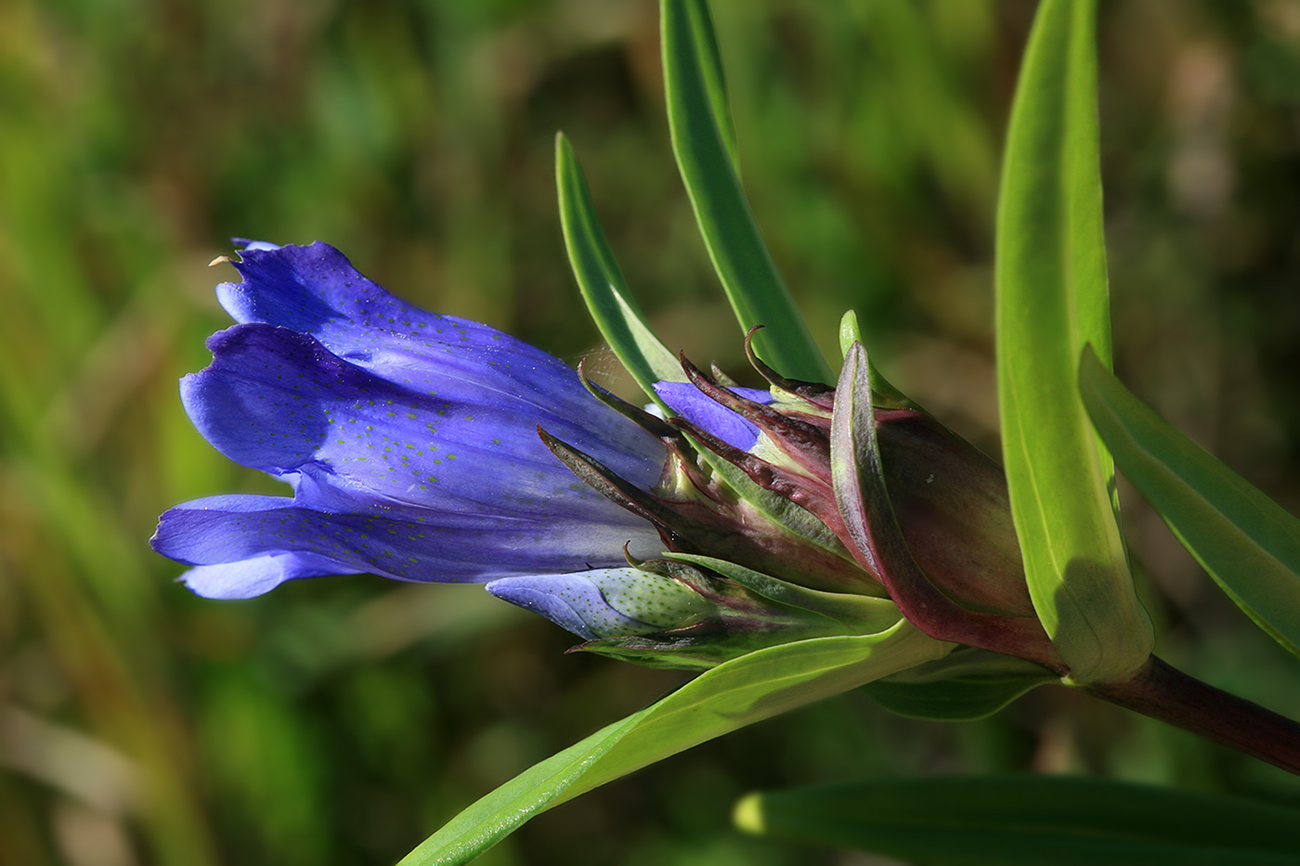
151;242;665;599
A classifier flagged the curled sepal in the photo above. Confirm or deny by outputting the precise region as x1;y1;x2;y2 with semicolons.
659;347;1037;618
831;343;1065;674
538;425;878;595
575;359;682;442
742;326;835;411
490;558;916;671
669;354;846;534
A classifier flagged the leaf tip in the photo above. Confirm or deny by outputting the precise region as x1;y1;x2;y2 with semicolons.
732;793;766;835
838;310;861;359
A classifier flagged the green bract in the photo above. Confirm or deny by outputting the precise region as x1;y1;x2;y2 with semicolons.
994;0;1153;683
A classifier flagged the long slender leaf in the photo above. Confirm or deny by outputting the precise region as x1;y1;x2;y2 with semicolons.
557;136;853;581
398;623;946;865
661;0;831;384
994;0;1151;682
736;776;1300;865
1080;347;1300;657
556;133;684;405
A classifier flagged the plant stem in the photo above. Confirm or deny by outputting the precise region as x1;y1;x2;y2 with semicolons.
1083;655;1300;776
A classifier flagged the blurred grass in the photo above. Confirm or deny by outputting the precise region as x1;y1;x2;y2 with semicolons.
2;1;1300;864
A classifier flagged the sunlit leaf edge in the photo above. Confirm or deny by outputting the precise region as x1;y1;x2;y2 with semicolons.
398;623;947;865
661;0;831;384
993;0;1151;682
1079;346;1300;659
556;132;685;406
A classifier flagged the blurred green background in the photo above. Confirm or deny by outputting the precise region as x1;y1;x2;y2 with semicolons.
4;1;1300;863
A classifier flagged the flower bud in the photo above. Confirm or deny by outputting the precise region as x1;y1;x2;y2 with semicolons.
644;337;1063;671
488;556;903;671
485;567;710;640
658;347;1033;619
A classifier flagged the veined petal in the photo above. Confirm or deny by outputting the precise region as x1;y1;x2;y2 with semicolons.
217;242;621;435
151;491;663;598
157;241;673;599
180;553;359;599
182;323;663;512
654;381;770;450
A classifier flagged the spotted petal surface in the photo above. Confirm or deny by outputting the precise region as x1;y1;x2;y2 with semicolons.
486;568;708;641
152;242;665;598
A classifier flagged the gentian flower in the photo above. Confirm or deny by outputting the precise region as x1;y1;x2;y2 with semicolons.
151;241;666;599
153;240;1056;674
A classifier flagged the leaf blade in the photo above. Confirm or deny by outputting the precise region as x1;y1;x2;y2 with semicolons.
1080;347;1300;657
398;624;946;865
861;648;1055;721
993;0;1151;681
556;133;684;404
661;0;831;383
737;776;1300;865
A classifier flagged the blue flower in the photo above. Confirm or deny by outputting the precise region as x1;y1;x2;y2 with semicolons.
485;567;710;641
151;241;666;599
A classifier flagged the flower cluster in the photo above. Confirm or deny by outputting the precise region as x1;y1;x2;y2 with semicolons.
155;240;1060;673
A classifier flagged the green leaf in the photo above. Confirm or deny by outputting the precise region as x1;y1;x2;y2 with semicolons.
398;623;947;866
736;776;1300;865
556;133;685;405
862;648;1055;721
993;0;1151;682
1080;347;1300;658
661;0;831;384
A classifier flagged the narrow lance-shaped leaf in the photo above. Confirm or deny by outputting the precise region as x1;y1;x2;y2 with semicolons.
398;624;947;866
735;776;1300;866
662;0;831;384
683;0;739;174
1080;347;1300;658
994;0;1151;682
556;133;685;407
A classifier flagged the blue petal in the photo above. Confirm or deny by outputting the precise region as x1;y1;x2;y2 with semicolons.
232;239;282;252
182;323;662;516
180;552;356;599
158;241;675;598
654;381;772;451
217;242;571;406
151;488;664;599
487;568;710;639
213;243;661;487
